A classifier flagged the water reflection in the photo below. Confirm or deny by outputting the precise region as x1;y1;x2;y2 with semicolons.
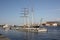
0;27;60;40
24;32;39;40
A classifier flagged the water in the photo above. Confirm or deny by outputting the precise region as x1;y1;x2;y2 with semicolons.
0;26;60;40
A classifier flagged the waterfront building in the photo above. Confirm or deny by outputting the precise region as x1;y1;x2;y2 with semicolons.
45;21;60;26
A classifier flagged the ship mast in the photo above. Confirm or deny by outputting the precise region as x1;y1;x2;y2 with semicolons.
39;18;43;27
31;0;34;26
20;8;29;28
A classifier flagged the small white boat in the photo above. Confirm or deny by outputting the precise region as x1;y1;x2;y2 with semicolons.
3;24;10;31
3;24;9;28
37;28;47;32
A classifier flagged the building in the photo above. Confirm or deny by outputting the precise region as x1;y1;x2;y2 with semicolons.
44;21;60;26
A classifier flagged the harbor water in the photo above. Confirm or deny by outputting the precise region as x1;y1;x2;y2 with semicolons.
0;26;60;40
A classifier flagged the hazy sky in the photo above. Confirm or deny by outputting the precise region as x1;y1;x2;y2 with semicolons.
0;0;60;25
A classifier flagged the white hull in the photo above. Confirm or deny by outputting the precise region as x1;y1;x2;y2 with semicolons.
21;28;47;32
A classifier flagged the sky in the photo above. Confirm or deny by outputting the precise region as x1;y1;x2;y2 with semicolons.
0;0;60;25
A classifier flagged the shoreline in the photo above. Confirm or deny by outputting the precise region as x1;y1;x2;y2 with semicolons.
0;34;10;40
